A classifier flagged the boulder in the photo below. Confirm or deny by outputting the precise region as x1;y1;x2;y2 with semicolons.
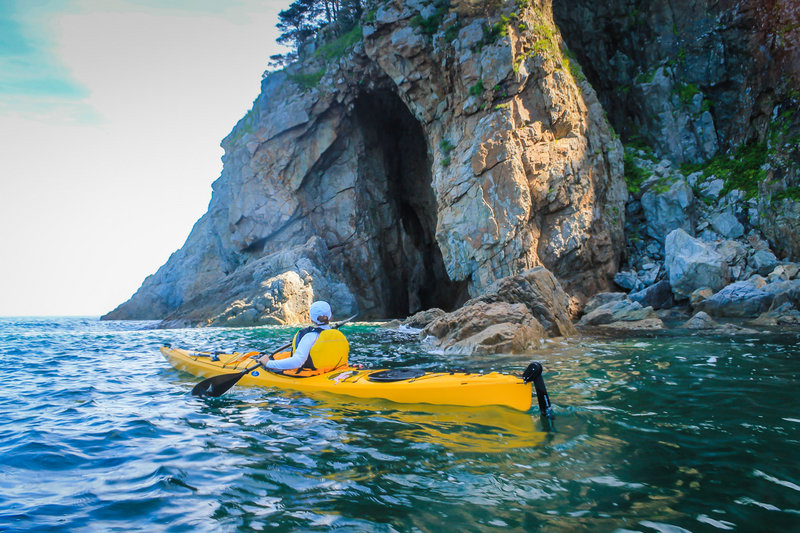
583;292;628;315
665;229;730;299
764;279;800;310
768;264;799;283
579;298;659;326
601;318;664;330
710;212;744;239
751;250;778;276
640;177;696;242
699;179;725;200
471;267;576;337
689;287;715;308
614;270;641;291
750;303;800;326
683;311;718;329
695;280;774;318
400;308;446;329
421;302;546;354
628;279;673;310
421;267;575;355
713;240;748;280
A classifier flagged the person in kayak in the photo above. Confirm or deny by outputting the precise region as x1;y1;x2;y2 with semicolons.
257;300;349;376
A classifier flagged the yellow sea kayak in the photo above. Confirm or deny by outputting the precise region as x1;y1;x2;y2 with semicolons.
161;346;535;411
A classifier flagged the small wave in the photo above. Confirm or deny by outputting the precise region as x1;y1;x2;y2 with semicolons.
753;469;800;492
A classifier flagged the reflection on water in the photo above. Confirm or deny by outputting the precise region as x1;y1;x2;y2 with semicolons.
0;318;799;532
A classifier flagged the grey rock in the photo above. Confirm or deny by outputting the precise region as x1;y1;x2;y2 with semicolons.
686;171;704;188
768;265;792;283
640;264;661;286
665;229;730;299
645;241;663;257
657;308;690;321
714;240;748;269
629;280;673;310
764;279;800;310
641;177;696;242
710;212;744;239
695;280;774;318
684;311;717;329
750;302;800;326
583;292;628;315
422;302;546;355
689;287;714;308
700;179;725;200
473;267;577;337
602;318;665;330
579;299;658;326
614;270;641;291
751;250;778;276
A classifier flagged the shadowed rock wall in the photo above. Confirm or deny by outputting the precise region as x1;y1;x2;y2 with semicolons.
554;0;800;163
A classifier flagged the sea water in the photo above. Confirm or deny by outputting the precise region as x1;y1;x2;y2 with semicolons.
0;317;798;532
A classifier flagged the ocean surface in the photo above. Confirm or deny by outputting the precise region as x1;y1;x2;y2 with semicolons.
0;317;799;532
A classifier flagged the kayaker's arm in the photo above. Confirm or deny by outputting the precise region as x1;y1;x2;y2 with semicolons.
259;331;319;370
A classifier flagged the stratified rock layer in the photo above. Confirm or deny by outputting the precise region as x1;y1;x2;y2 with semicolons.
104;0;626;325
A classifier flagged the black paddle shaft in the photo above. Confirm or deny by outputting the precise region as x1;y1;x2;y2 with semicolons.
190;314;358;398
522;362;553;418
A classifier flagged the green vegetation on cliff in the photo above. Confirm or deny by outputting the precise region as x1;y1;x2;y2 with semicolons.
681;141;768;199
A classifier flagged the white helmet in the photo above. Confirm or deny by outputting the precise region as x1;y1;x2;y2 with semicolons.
309;301;332;325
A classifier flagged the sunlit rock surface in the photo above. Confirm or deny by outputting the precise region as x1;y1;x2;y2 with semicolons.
104;0;626;326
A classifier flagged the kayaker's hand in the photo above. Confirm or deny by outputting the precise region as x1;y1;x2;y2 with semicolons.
258;355;271;368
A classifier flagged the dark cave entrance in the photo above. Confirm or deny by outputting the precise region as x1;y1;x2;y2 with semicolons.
353;90;469;318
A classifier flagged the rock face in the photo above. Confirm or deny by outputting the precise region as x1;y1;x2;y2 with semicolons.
103;0;627;325
156;237;358;328
553;0;800;163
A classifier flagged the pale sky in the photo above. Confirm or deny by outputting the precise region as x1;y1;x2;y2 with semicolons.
0;0;286;316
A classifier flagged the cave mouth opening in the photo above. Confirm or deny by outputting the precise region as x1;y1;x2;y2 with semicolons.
354;90;470;318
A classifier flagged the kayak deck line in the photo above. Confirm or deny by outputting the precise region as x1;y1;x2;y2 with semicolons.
161;346;540;412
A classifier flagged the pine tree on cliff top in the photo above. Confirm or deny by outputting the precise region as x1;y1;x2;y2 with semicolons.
271;0;364;67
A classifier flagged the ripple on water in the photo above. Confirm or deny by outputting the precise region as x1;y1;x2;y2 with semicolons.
1;318;800;531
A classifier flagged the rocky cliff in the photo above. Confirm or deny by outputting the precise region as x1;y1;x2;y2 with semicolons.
553;0;799;164
104;0;627;326
104;0;799;330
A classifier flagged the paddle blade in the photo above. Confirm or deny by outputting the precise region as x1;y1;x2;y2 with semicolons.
191;367;252;397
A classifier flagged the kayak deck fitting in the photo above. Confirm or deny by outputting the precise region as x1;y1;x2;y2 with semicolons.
161;346;540;412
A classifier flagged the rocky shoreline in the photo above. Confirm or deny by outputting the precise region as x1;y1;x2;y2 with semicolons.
387;146;800;354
